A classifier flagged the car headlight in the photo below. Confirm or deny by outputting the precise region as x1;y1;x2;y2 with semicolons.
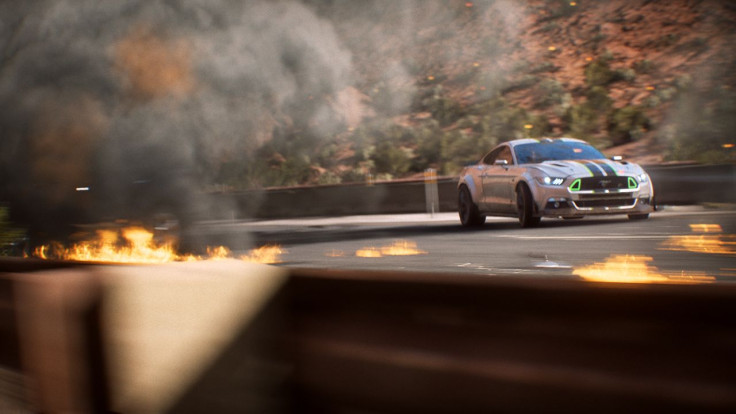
637;173;649;183
537;176;566;186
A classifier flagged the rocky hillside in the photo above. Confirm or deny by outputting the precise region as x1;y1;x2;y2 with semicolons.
2;0;734;195
256;0;735;186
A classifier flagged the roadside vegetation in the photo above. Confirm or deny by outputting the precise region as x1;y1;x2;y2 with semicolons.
210;0;735;189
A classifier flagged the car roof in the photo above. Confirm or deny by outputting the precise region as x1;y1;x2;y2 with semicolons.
504;137;588;148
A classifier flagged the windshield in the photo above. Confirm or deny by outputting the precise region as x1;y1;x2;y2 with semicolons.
514;141;606;164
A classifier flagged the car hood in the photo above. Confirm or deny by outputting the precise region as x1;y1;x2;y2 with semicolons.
527;159;645;177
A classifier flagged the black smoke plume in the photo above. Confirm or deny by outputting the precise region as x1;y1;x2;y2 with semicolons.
0;0;353;237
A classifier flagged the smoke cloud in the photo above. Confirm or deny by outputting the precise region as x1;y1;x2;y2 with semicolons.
0;0;532;239
0;0;355;233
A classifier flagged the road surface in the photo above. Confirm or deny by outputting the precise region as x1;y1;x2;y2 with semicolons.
190;205;736;283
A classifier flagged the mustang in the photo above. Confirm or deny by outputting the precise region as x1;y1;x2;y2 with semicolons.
457;138;655;227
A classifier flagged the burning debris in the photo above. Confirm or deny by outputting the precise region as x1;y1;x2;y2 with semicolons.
33;227;285;264
660;234;736;256
356;240;427;258
655;223;736;256
573;254;713;284
240;245;286;264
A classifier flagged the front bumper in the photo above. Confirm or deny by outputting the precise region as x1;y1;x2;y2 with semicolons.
535;181;655;218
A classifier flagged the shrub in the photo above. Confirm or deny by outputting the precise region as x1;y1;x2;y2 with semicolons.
585;58;615;87
607;106;650;145
502;75;540;94
372;140;411;176
316;171;342;186
529;62;558;74
633;60;656;74
441;129;485;174
615;68;636;83
535;78;565;108
538;0;579;22
584;52;628;87
340;169;368;184
421;86;465;127
564;103;600;140
585;86;612;111
412;120;443;171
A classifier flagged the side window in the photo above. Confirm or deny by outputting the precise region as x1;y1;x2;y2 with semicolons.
482;147;502;165
497;147;513;165
483;146;513;165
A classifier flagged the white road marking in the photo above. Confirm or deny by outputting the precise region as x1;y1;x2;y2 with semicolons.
495;234;672;240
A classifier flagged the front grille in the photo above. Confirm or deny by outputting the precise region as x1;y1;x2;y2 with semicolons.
573;194;636;209
576;176;633;191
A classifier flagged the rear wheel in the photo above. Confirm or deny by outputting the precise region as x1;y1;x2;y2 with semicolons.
628;213;649;220
517;184;541;228
458;186;485;227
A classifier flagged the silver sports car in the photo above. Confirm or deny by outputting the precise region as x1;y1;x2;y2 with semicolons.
457;138;655;227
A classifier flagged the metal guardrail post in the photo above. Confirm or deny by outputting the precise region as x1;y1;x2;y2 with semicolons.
424;168;439;216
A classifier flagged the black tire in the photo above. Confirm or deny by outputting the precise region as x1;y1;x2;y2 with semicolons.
517;184;541;228
628;213;649;220
458;186;485;227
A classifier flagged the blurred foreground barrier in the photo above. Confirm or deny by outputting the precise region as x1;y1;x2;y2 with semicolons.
2;259;736;412
646;163;736;205
220;164;735;219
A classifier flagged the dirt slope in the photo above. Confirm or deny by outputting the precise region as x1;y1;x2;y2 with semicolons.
324;0;736;164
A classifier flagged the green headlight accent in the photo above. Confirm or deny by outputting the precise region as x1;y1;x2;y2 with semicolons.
569;178;581;191
628;176;638;189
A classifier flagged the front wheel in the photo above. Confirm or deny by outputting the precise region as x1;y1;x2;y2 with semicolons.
517;184;541;228
628;213;649;220
458;186;485;227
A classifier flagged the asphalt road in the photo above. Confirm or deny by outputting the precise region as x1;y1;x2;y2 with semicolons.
190;205;736;283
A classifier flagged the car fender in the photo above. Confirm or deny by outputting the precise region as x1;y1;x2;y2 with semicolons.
459;174;481;203
516;174;543;213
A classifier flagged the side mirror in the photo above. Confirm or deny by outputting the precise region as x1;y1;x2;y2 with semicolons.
611;155;623;161
494;159;509;166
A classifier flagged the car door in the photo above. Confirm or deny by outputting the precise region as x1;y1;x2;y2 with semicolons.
481;146;518;214
495;146;520;214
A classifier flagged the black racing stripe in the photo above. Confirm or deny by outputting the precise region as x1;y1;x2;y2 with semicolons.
593;160;617;176
578;160;604;177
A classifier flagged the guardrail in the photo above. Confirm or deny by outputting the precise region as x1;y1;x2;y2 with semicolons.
217;164;735;219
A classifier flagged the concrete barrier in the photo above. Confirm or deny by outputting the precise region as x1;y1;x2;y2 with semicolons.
3;261;736;412
646;164;736;205
219;164;735;219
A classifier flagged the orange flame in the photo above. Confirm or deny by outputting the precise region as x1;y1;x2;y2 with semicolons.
240;245;285;264
34;227;285;264
35;227;178;264
573;255;713;284
356;240;427;258
659;224;736;255
689;224;722;233
355;247;383;258
659;235;736;255
207;246;232;261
